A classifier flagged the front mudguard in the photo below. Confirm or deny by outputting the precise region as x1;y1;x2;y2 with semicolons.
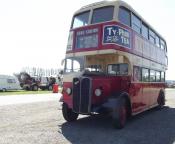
102;98;120;111
102;92;131;116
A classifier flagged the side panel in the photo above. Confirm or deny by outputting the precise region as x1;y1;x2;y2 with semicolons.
129;83;143;113
146;83;165;106
142;83;151;108
130;82;165;114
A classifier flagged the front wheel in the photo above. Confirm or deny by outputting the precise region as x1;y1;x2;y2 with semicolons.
112;98;127;129
62;103;78;122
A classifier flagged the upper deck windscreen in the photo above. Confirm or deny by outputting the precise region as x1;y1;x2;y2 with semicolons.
72;6;114;29
91;6;114;24
72;11;90;29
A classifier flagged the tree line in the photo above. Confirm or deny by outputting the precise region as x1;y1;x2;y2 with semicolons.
21;67;62;77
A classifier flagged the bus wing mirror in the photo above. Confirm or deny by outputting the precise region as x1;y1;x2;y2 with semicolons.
61;59;65;66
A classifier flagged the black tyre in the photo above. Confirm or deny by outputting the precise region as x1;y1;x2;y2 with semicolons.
48;85;53;91
40;88;45;91
25;86;30;91
112;98;127;129
32;85;38;91
62;103;78;122
157;91;165;109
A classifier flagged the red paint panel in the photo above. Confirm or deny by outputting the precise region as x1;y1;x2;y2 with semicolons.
130;82;165;113
91;76;131;105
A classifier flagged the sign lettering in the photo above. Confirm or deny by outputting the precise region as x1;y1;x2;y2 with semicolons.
103;25;131;48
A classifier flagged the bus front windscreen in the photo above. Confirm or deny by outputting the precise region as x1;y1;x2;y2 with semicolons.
63;57;105;75
107;63;128;75
64;57;85;73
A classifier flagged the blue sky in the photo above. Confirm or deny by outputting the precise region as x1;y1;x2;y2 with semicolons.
0;0;174;80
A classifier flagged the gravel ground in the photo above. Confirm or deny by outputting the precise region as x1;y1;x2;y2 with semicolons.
0;89;175;144
0;93;60;106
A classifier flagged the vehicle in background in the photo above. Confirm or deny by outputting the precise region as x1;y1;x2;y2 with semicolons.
16;72;40;91
166;80;175;88
0;75;21;92
39;76;62;90
39;77;55;91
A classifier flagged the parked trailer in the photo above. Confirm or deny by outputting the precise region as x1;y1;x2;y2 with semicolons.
0;75;21;92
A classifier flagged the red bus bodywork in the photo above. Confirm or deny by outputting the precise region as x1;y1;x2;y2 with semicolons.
62;21;165;115
61;1;167;128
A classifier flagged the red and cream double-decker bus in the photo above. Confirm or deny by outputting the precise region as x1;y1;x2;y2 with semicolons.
60;0;168;128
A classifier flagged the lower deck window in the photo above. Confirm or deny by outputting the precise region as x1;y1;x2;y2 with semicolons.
142;68;149;82
150;70;156;82
134;66;165;83
156;71;161;82
161;72;165;82
133;66;141;81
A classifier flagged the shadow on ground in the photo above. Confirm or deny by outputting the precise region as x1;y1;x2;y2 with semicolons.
59;106;175;144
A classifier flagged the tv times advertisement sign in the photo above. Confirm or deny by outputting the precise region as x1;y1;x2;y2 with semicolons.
103;25;131;48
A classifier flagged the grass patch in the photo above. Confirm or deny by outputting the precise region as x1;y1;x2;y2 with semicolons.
0;90;52;96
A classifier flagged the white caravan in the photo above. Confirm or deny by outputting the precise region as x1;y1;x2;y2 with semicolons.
0;75;21;92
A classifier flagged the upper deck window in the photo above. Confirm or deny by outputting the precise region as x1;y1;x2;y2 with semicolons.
118;7;131;27
141;23;148;39
155;35;160;47
72;11;90;29
149;29;156;44
92;6;114;24
132;14;141;34
160;39;166;50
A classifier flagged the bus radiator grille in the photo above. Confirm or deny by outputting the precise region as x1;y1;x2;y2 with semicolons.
72;77;91;114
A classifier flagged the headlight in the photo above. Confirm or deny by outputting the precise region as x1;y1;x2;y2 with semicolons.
95;89;102;97
66;88;72;95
